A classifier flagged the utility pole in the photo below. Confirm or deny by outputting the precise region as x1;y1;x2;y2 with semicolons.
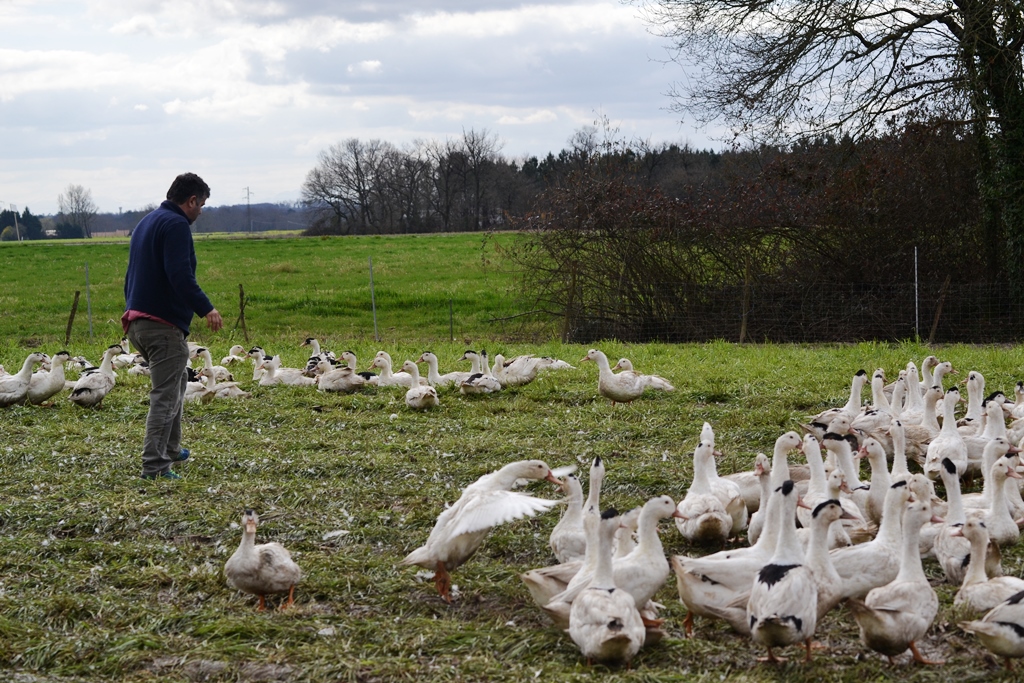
243;186;253;234
11;204;20;242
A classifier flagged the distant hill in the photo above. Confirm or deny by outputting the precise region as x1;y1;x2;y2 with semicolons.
89;202;311;235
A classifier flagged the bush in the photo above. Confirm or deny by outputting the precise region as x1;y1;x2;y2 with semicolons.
54;222;85;239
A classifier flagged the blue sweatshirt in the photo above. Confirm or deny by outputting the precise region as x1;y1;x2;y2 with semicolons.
124;200;214;334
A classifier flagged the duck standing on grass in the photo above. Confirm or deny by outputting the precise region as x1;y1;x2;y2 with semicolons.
0;351;48;407
400;459;562;603
224;510;302;611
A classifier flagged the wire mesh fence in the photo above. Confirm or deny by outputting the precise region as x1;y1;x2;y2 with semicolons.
563;282;1024;344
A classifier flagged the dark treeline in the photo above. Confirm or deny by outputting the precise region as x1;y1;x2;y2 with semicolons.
501;120;1008;342
299;126;726;235
87;203;308;235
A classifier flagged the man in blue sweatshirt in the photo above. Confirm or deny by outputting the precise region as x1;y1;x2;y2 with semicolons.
123;172;223;480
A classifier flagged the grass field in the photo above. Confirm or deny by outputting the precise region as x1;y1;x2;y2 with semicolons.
0;232;526;355
1;234;1024;682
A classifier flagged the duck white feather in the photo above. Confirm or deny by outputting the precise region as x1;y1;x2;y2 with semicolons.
400;459;560;602
400;361;439;410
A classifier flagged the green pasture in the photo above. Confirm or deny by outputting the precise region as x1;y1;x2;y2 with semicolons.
1;234;1023;681
0;232;526;354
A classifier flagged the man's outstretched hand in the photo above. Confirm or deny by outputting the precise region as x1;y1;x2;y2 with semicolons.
206;309;224;332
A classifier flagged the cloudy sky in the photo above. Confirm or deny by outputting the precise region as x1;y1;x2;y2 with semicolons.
0;1;718;216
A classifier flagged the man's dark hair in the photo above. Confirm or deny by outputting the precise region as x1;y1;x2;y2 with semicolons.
166;173;211;204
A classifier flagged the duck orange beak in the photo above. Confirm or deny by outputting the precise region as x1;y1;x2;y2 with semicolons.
545;471;562;485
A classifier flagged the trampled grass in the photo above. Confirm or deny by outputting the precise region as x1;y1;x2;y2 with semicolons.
1;234;1024;681
1;340;1023;682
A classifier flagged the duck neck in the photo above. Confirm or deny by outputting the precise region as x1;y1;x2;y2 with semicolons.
592;518;617;587
425;357;441;383
807;509;832;567
871;376;891;412
239;528;256;553
962;530;991;586
875;489;905;546
869;453;891;493
943;471;966;525
895;513;927;584
833;443;863;489
845;375;866;414
922;395;940;431
769;448;791;490
904;368;922;411
989;469;1012;525
692;449;713;490
634;504;663;556
99;350;116;376
770;498;803;565
805;443;828;495
890;426;909;477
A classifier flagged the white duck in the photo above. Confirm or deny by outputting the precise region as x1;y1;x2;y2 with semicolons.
953;517;1024;615
981;452;1023;546
959;590;1024;671
27;351;71;405
400;459;561;602
224;509;302;611
458;350;502;395
580;348;673;406
247;347;270;381
806;369;868;426
745;453;772;545
847;499;941;665
831;479;912;600
367;355;420;388
314;360;367;394
549;474;586;564
805;498;859;621
671;478;787;636
746;479;818;664
338;350;377;384
931;456;1001;584
675;441;732;546
220;344;248;365
401;361;439;410
418;351;473;388
924;387;967;480
697;422;749;535
859;437;892;526
69;345;122;408
768;431;805;490
258;356;316;387
493;352;574;387
196;347;234;383
0;351;48;407
568;509;645;667
111;337;141;369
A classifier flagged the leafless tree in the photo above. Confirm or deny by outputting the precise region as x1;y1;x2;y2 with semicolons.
635;0;1024;281
57;184;98;238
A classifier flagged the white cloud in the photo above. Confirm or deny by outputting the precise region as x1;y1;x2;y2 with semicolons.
347;60;383;75
0;1;717;214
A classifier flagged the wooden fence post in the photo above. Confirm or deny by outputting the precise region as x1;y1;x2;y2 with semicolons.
234;284;249;342
65;291;80;345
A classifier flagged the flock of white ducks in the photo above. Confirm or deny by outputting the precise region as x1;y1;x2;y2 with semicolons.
392;353;1024;669
0;338;589;410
